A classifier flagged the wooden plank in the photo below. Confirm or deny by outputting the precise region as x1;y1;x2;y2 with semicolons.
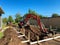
30;36;60;44
21;40;30;43
54;36;60;39
18;35;25;37
17;31;22;33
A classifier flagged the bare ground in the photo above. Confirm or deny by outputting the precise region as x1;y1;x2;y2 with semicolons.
0;26;60;45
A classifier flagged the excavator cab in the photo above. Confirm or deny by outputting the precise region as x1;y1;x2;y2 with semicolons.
18;21;24;28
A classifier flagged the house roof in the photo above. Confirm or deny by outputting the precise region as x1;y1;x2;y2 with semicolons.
0;7;4;14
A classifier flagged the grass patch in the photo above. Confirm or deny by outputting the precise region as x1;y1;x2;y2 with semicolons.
0;32;4;39
2;24;6;29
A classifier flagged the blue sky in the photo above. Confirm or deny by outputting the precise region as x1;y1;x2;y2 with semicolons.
0;0;60;18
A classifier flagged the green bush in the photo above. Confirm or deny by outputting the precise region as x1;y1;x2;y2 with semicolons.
0;32;4;39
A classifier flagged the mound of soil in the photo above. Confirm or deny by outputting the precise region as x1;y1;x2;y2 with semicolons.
0;28;27;45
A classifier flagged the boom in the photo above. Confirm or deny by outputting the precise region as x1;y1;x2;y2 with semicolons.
24;14;46;32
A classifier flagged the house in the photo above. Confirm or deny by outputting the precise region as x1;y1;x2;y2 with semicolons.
41;17;60;29
0;7;4;28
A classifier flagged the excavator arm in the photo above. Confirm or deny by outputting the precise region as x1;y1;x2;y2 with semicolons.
24;14;46;32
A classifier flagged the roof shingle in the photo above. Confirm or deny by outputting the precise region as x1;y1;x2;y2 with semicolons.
0;7;4;14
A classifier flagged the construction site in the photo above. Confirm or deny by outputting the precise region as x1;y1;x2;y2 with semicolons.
0;13;60;45
0;1;60;44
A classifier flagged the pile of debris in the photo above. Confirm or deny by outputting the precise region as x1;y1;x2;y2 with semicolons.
24;25;43;41
0;26;59;45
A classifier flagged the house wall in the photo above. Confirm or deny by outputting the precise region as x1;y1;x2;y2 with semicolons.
0;14;2;28
41;17;60;29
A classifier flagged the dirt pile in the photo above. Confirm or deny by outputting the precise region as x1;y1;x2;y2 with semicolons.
0;28;27;45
